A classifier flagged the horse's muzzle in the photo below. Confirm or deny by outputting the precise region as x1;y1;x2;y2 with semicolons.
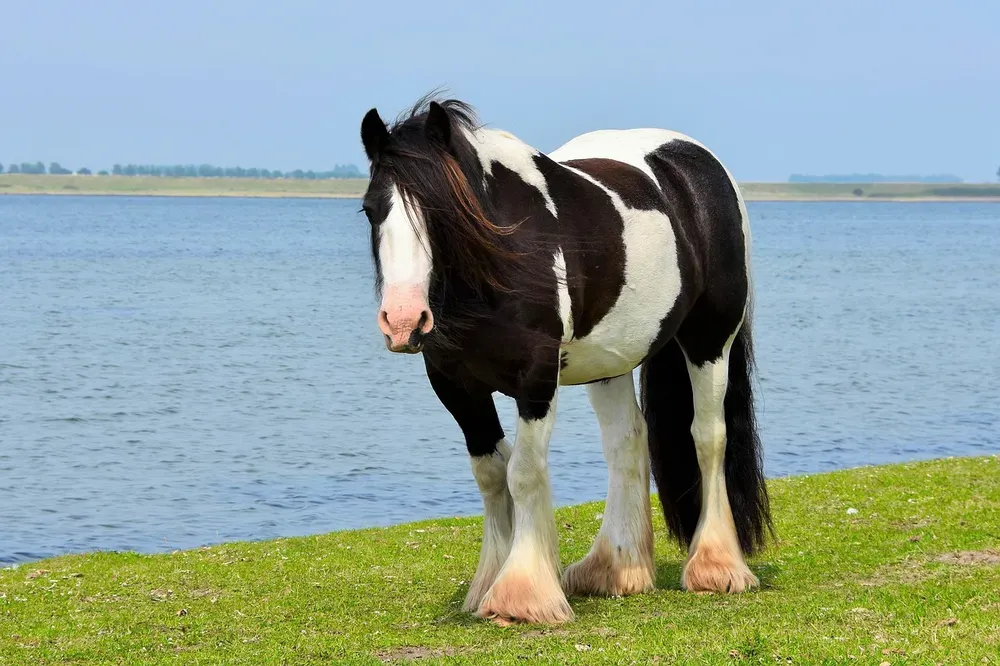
378;285;434;354
384;329;426;354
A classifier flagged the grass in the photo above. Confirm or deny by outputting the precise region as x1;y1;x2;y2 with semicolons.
738;182;1000;201
0;174;368;198
2;455;999;665
3;174;1000;201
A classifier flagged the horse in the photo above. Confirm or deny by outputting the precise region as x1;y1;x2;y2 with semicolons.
358;94;772;625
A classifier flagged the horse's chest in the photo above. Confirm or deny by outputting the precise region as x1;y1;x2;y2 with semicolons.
557;209;682;386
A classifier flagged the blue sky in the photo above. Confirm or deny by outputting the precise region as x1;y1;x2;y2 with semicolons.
2;0;998;181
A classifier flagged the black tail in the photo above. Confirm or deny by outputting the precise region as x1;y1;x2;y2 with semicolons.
640;322;773;556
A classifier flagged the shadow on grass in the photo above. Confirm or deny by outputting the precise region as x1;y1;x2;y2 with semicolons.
754;561;781;589
655;559;685;590
434;557;781;628
438;584;480;627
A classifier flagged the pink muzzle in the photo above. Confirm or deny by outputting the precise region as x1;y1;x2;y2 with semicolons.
377;284;434;353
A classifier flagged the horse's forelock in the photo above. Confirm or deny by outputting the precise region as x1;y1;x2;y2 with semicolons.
376;119;526;298
369;94;560;323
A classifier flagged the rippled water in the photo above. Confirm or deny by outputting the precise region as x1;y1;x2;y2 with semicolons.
2;196;998;563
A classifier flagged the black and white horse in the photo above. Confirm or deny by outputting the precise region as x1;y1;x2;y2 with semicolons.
359;95;772;625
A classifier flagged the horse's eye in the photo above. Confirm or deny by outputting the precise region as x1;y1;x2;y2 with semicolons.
361;204;376;224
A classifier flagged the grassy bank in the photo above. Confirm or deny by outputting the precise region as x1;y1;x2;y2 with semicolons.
3;173;1000;201
0;174;368;199
739;182;1000;202
2;457;999;663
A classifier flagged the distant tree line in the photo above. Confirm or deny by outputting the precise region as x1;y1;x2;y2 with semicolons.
0;161;363;179
0;162;65;175
109;163;363;179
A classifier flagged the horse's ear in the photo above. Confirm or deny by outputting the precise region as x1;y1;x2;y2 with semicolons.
361;108;389;161
424;101;452;149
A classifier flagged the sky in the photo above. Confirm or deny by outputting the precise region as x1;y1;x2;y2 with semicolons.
2;0;998;182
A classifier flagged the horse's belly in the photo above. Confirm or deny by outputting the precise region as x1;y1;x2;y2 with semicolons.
557;207;683;386
558;337;645;385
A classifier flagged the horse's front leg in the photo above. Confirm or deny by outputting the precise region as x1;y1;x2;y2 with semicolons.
425;363;513;613
477;356;572;625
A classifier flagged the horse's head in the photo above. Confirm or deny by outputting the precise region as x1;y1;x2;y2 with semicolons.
358;104;448;353
359;97;514;355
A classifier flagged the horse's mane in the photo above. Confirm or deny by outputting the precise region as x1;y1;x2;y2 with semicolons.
390;93;480;138
376;94;557;311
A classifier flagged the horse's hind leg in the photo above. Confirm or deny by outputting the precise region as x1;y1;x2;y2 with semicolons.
678;332;758;593
562;373;655;597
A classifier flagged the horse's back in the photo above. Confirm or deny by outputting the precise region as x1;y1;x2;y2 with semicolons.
552;125;750;298
549;128;705;176
549;127;748;277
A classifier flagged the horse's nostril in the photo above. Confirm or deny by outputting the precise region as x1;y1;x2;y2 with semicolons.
417;310;429;331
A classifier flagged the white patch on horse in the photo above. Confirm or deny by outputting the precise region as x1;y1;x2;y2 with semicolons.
378;186;432;291
552;250;573;342
465;128;558;218
588;374;651;550
551;163;682;386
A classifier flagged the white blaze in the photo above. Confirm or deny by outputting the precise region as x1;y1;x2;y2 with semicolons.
378;186;432;297
376;186;435;348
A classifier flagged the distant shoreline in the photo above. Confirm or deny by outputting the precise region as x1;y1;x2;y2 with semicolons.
2;174;999;203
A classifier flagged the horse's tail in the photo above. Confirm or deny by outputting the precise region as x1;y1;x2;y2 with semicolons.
639;320;772;555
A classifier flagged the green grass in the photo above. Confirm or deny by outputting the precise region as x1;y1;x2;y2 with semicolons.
3;174;1000;201
2;455;999;664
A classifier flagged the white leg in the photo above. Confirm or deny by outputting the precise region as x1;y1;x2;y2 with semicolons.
477;392;573;624
563;373;655;596
681;340;758;593
463;439;514;612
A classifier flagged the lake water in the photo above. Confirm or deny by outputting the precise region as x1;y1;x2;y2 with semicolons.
2;196;998;564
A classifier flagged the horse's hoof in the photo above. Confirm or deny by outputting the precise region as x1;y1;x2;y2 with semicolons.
476;569;574;625
562;538;654;597
681;542;758;593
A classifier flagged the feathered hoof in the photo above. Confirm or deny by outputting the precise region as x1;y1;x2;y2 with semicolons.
562;540;654;597
681;542;759;593
476;570;574;625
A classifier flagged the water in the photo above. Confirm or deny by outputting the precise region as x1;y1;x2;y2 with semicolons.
2;196;998;564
